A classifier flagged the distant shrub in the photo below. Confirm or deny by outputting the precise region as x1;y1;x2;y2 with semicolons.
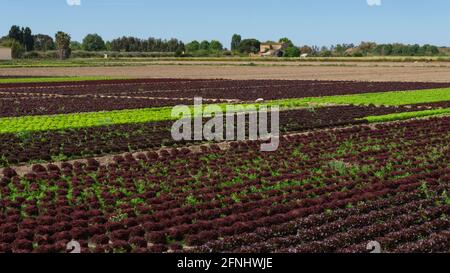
71;51;99;58
284;47;301;57
190;49;211;57
42;51;58;58
22;51;40;59
319;50;332;57
238;39;261;54
18;50;176;59
175;49;183;57
10;40;25;59
352;52;364;57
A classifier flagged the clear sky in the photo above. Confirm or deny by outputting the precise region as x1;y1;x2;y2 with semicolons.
1;0;449;47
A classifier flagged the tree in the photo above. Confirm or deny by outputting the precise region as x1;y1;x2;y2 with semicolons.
82;34;106;51
374;44;392;56
319;46;332;57
33;34;55;51
210;40;223;51
22;27;34;51
238;39;261;54
284;46;300;57
109;36;184;52
110;36;134;52
55;31;71;60
186;40;200;52
279;37;294;48
199;40;210;51
299;45;313;55
410;44;421;56
7;25;34;52
359;41;377;55
70;41;82;51
8;26;34;51
320;50;332;57
167;38;184;52
10;40;25;59
231;34;241;51
310;45;320;56
333;44;354;56
8;25;23;44
428;45;439;56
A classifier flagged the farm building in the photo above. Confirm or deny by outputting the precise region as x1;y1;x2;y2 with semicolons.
0;47;12;60
259;42;288;57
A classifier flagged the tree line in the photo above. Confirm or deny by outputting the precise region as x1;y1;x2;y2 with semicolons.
0;25;445;59
311;42;441;57
0;25;186;59
0;25;69;59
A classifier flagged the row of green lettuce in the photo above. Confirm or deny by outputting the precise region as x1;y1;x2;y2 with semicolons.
362;108;450;123
0;88;449;134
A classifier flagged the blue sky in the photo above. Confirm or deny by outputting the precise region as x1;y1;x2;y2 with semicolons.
1;0;449;47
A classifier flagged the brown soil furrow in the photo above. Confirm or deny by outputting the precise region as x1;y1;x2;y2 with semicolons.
2;65;450;82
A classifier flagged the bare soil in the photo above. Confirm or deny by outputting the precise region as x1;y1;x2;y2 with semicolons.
2;62;450;82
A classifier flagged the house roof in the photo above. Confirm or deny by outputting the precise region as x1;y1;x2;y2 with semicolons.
261;42;286;46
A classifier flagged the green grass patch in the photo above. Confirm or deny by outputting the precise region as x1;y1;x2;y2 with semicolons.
362;108;450;123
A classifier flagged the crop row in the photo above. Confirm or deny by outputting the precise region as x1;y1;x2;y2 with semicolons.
364;108;450;123
0;94;446;118
1;79;449;101
0;116;448;253
0;96;193;117
291;88;450;107
212;200;448;253
1;91;449;119
1;88;449;134
0;104;437;167
0;78;205;90
196;190;443;252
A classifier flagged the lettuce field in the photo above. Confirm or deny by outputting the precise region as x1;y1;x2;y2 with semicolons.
0;78;448;253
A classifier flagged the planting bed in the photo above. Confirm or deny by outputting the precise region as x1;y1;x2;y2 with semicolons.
1;78;450;103
0;97;194;117
0;117;448;253
0;78;449;253
0;104;444;167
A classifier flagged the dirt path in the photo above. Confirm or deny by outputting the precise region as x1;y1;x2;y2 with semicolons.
135;60;450;67
2;64;450;82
